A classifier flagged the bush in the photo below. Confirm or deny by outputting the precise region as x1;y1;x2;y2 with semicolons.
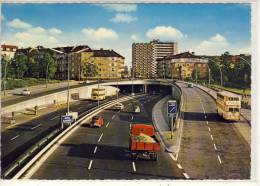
4;78;63;90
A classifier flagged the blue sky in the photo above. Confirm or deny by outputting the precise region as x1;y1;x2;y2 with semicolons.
1;3;251;66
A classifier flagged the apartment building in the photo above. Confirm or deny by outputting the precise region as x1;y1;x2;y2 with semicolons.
53;45;91;80
132;39;178;78
54;46;125;80
1;44;18;60
81;49;125;80
157;52;209;80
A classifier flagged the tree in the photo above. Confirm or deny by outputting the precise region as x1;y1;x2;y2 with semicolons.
121;66;129;78
12;53;29;79
83;63;98;80
37;52;57;79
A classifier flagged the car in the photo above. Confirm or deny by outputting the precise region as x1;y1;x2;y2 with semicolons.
188;83;194;88
113;103;124;110
90;116;104;128
134;106;141;113
21;88;31;96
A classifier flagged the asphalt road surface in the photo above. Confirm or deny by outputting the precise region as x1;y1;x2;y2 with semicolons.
1;83;96;107
1;94;124;172
177;83;250;179
29;93;185;179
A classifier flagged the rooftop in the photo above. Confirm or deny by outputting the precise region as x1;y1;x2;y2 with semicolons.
92;49;125;59
53;45;91;53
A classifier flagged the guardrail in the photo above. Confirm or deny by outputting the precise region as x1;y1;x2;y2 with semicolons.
5;94;143;179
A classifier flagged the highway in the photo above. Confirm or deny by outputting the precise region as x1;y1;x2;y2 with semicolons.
177;82;250;179
27;93;185;179
1;94;126;172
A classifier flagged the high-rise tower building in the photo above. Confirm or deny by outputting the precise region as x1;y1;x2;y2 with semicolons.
132;39;178;78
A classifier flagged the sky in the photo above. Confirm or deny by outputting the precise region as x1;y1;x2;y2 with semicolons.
1;3;251;66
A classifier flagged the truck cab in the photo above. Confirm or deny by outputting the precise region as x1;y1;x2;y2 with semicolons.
90;116;104;128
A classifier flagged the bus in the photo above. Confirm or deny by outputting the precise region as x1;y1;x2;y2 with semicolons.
91;88;106;101
216;91;241;121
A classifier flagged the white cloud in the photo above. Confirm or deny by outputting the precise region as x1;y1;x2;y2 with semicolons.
1;14;5;21
7;18;32;29
81;27;118;40
99;4;137;12
131;34;139;41
210;33;226;42
110;13;137;23
48;28;62;35
29;26;46;34
194;33;229;55
146;26;184;40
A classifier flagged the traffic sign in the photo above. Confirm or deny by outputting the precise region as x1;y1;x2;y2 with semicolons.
167;100;177;117
61;115;73;125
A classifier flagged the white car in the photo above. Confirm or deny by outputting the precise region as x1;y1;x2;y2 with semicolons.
21;89;31;96
114;103;124;110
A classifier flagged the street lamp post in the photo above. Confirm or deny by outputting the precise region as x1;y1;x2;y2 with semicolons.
3;59;8;96
237;56;251;67
46;62;50;88
202;57;223;87
208;67;211;86
66;54;70;115
97;74;100;107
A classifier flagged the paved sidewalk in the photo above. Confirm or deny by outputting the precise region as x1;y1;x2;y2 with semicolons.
152;95;183;155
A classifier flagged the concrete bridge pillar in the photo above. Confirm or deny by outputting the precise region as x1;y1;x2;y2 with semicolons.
144;84;147;94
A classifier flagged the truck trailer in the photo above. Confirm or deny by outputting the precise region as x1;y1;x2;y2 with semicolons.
129;124;161;161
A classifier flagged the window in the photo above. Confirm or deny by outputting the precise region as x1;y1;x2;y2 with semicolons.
228;108;239;112
228;97;239;101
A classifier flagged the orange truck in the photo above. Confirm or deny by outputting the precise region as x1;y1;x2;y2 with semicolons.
90;116;104;128
129;124;161;161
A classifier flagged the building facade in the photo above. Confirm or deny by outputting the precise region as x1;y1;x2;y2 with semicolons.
81;49;125;80
54;46;125;80
132;39;178;78
157;52;209;80
1;44;18;60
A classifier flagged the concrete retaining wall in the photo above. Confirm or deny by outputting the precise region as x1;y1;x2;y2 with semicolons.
2;85;118;115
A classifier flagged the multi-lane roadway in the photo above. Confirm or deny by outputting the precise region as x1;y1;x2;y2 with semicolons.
177;83;250;179
25;93;186;179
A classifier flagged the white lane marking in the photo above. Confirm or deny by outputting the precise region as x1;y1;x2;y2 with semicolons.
206;121;209;125
217;155;222;164
183;172;190;179
10;135;20;141
208;127;211;132
31;124;42;130
210;134;214;141
131;115;134;121
130;123;132;129
88;160;93;170
132;162;136;172
50;115;59;120
177;164;183;169
98;133;103;142
93;146;98;154
106;122;110;128
112;115;115;119
204;115;207;119
117;110;121;113
213;143;217;151
169;153;177;161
